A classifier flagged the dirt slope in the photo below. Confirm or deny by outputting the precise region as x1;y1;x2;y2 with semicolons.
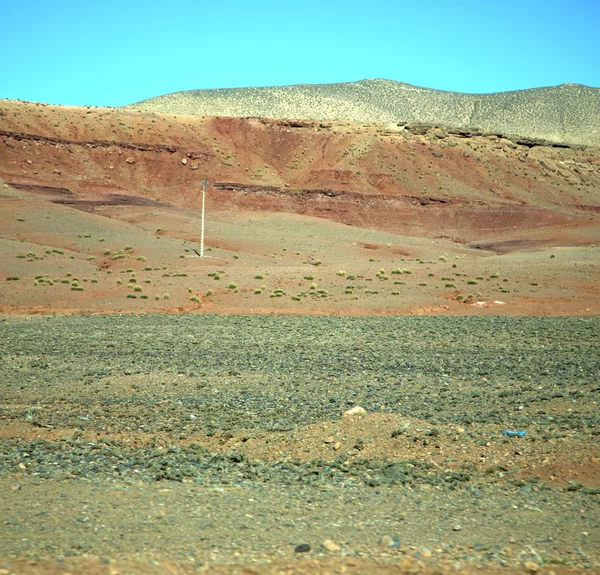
1;99;599;239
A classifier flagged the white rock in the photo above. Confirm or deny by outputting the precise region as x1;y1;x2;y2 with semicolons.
322;539;341;552
344;406;366;417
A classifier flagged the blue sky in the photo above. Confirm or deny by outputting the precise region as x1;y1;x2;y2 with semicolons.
2;0;599;106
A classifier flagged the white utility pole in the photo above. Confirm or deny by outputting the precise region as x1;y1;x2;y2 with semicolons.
199;178;208;257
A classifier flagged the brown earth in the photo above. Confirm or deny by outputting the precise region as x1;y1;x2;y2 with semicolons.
0;101;599;575
1;100;599;317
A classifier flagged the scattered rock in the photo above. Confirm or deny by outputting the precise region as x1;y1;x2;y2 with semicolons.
378;535;400;549
190;162;199;170
9;482;21;491
322;539;341;552
181;158;188;165
344;406;366;417
432;151;443;158
294;543;311;553
324;436;335;444
333;442;342;451
125;157;136;164
452;524;462;531
523;561;541;573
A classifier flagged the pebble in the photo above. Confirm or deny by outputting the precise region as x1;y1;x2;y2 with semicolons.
294;543;311;553
523;560;541;572
324;436;335;444
452;524;462;531
322;539;341;552
344;406;366;417
378;535;400;549
9;483;22;491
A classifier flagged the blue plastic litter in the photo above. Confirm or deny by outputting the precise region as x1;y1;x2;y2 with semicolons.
502;430;526;437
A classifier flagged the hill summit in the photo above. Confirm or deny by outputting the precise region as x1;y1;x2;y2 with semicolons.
126;79;600;147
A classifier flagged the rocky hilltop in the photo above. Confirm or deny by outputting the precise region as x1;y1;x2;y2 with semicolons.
126;79;600;147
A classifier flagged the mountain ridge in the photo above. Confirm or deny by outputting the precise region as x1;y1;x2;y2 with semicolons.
125;79;600;147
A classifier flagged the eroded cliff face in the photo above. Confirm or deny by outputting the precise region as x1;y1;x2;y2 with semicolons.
1;100;599;241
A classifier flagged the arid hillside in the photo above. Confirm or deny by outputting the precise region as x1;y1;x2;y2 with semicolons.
1;99;599;239
126;79;600;147
1;99;599;316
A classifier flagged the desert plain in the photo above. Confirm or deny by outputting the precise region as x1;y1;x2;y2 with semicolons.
0;82;599;574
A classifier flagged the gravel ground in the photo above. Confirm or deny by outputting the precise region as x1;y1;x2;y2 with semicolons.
0;315;598;573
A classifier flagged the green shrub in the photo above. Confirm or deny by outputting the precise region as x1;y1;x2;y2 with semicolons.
228;282;238;289
255;275;263;280
190;296;201;303
134;286;142;292
127;294;137;299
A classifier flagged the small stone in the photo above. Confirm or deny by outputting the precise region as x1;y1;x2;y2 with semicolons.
125;157;136;164
9;482;21;491
324;436;335;444
344;406;366;417
294;543;311;553
452;524;462;531
378;535;400;549
333;442;342;451
181;158;188;165
523;561;540;573
323;539;340;552
190;162;199;170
